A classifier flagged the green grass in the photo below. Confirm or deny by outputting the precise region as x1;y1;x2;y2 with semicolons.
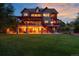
0;34;79;56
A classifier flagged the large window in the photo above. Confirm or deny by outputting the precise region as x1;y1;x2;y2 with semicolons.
24;13;28;16
27;21;41;25
43;13;50;17
31;14;42;17
51;21;53;24
51;21;56;24
51;14;55;17
53;21;56;23
44;20;49;23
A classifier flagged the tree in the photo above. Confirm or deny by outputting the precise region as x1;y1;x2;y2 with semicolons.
0;3;15;33
58;20;72;34
73;13;79;33
58;20;66;32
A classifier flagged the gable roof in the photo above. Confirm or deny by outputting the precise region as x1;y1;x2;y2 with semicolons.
21;7;58;14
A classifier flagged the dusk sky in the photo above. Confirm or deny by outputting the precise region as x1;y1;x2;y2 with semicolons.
13;3;79;23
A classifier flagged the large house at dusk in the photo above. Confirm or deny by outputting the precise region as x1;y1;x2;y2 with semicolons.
7;7;60;34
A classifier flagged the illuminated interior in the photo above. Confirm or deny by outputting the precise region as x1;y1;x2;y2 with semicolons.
31;14;42;17
43;13;50;17
24;13;28;16
6;28;16;34
51;14;56;17
26;21;41;25
6;26;50;34
44;20;49;23
51;21;53;24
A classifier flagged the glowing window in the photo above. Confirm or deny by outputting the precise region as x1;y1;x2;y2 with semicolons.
43;13;50;17
24;13;28;16
37;14;41;17
31;14;41;17
51;14;56;17
31;14;34;16
53;21;56;23
51;21;53;24
35;14;38;16
44;21;49;23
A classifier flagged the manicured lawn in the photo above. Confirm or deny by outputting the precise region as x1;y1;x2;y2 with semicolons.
0;34;79;56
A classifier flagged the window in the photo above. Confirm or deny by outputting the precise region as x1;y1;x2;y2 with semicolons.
27;21;30;24
31;14;35;16
24;13;28;16
31;14;41;17
53;21;56;23
51;14;56;17
51;21;53;24
36;9;39;12
35;14;37;16
37;14;41;17
43;13;50;17
44;21;49;23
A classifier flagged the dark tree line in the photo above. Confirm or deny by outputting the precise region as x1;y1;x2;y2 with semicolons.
59;13;79;34
0;3;16;33
71;13;79;33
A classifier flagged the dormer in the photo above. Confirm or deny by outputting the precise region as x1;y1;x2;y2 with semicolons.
45;7;48;9
21;8;29;16
35;7;40;13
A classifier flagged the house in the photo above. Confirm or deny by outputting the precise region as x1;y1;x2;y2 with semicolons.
7;7;59;34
